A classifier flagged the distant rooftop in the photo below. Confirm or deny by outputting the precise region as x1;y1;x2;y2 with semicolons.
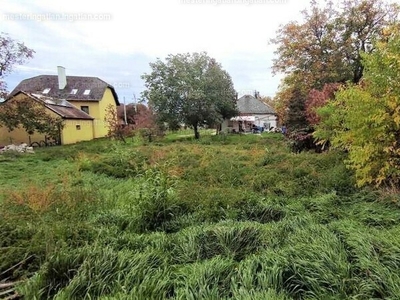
237;95;276;114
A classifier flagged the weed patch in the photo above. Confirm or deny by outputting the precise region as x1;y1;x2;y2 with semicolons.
2;133;400;299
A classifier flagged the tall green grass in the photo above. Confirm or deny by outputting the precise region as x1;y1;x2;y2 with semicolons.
1;133;400;299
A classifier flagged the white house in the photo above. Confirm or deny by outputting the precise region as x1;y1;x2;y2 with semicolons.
221;94;277;133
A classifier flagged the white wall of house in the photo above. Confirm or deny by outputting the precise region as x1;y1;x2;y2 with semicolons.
253;114;278;130
221;119;237;133
221;114;277;133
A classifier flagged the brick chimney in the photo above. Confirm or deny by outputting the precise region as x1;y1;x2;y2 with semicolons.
57;66;67;89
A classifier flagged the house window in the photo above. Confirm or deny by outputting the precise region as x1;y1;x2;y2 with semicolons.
83;89;91;95
228;120;234;127
81;106;89;114
76;125;81;130
71;89;78;95
42;88;51;94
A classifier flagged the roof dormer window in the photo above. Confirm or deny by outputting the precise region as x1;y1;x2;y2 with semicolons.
83;89;91;95
42;88;51;94
71;89;78;95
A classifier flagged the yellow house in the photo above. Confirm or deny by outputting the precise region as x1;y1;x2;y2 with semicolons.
0;91;95;145
0;66;120;145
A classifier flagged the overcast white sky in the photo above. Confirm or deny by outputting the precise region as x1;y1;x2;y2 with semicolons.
1;0;310;103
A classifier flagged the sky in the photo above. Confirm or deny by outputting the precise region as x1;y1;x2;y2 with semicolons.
0;0;310;104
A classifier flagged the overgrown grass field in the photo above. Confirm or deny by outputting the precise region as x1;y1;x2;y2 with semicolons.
1;131;400;299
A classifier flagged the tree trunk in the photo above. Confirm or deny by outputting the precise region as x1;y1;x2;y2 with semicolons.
194;124;200;139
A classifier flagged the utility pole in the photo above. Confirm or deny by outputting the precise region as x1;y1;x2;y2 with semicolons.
133;93;137;112
123;96;127;125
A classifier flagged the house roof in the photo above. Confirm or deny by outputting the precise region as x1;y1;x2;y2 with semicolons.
11;91;94;120
237;95;276;114
9;75;120;105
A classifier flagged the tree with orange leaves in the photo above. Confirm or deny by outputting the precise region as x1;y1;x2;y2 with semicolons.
271;0;399;127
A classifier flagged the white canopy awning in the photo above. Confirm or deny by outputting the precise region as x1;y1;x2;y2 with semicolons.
230;116;255;122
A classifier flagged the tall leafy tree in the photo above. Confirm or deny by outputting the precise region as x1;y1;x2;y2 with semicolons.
273;72;312;128
141;52;238;139
314;28;400;187
272;1;344;91
0;33;35;99
285;85;308;130
271;0;400;127
338;0;400;83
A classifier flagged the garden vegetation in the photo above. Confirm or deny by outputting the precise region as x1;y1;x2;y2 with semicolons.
1;132;400;299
